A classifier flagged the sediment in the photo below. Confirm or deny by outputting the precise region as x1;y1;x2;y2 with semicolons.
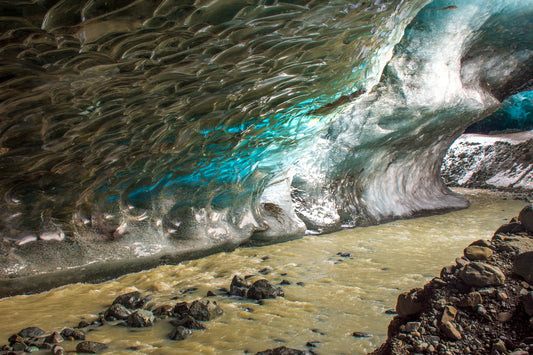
371;206;533;355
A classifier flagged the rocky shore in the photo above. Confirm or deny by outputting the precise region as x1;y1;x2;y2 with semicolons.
371;206;533;355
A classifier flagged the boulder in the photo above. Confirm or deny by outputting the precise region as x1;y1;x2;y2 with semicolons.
76;341;108;354
494;223;525;235
513;252;533;284
188;300;223;321
17;327;45;338
127;309;155;327
518;206;533;233
255;346;309;355
396;288;426;318
60;328;85;340
170;315;206;330
112;291;148;309
464;245;493;261
173;302;190;317
105;303;132;320
247;279;284;300
168;326;192;341
521;291;533;316
458;262;505;287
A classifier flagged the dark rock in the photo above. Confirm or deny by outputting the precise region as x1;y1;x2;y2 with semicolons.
337;252;351;257
17;327;45;338
60;328;85;341
173;302;190;317
229;285;248;297
52;345;64;355
513;252;533;284
12;342;27;351
280;280;291;285
518;206;533;233
76;341;108;353
259;267;272;275
396;288;426;318
105;303;132;320
247;279;284;300
189;299;223;321
8;334;24;345
296;282;305;286
152;304;174;317
352;331;372;338
231;275;251;288
494;222;526;235
458;262;505;287
168;326;192;341
170;315;206;330
440;321;462;341
112;291;147;309
77;320;91;328
127;309;155;327
206;290;216;297
255;346;309;355
521;291;533;316
44;331;63;344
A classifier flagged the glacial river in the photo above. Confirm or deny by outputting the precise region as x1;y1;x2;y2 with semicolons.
0;189;527;354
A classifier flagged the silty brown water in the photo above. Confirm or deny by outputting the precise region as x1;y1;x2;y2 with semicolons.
0;189;527;354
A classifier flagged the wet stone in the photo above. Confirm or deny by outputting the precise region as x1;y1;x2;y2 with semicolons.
44;331;63;344
173;302;190;317
112;291;147;309
60;328;85;341
17;327;45;338
105;303;132;320
170;315;206;330
247;279;284;300
189;299;223;321
255;346;309;355
127;309;155;327
168;326;192;341
76;341;108;354
52;345;64;355
152;304;173;317
352;331;372;338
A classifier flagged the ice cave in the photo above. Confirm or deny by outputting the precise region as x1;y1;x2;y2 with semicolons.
0;0;531;297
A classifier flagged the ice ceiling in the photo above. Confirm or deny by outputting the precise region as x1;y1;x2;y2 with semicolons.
0;0;531;293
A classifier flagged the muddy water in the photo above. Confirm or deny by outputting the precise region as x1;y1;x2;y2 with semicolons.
0;189;527;354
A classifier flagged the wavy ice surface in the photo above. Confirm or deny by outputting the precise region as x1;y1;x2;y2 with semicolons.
0;0;531;292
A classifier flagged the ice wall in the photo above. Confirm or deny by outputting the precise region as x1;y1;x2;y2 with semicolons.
0;0;531;293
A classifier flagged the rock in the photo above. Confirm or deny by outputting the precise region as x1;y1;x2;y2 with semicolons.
255;346;309;355
105;303;132;320
17;327;45;338
112;291;147;309
521;291;533;316
513;252;533;284
497;311;513;322
170;315;206;330
352;331;372;338
60;328;85;340
52;345;64;355
127;309;155;327
77;320;91;328
44;331;63;344
173;302;190;317
76;341;108;354
470;239;492;248
458;262;505;287
152;304;173;317
494;222;526;235
492;339;507;353
247;279;284;300
402;321;421;333
188;299;223;321
396;288;426;318
440;305;457;324
229;275;251;296
12;341;27;351
518;205;533;233
231;275;251;288
206;290;216;297
168;326;192;341
440;321;462;341
464;245;493;261
459;292;483;308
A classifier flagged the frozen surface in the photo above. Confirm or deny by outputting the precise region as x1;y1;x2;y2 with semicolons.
0;0;531;291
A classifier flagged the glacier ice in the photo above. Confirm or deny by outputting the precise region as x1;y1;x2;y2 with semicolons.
0;0;531;293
